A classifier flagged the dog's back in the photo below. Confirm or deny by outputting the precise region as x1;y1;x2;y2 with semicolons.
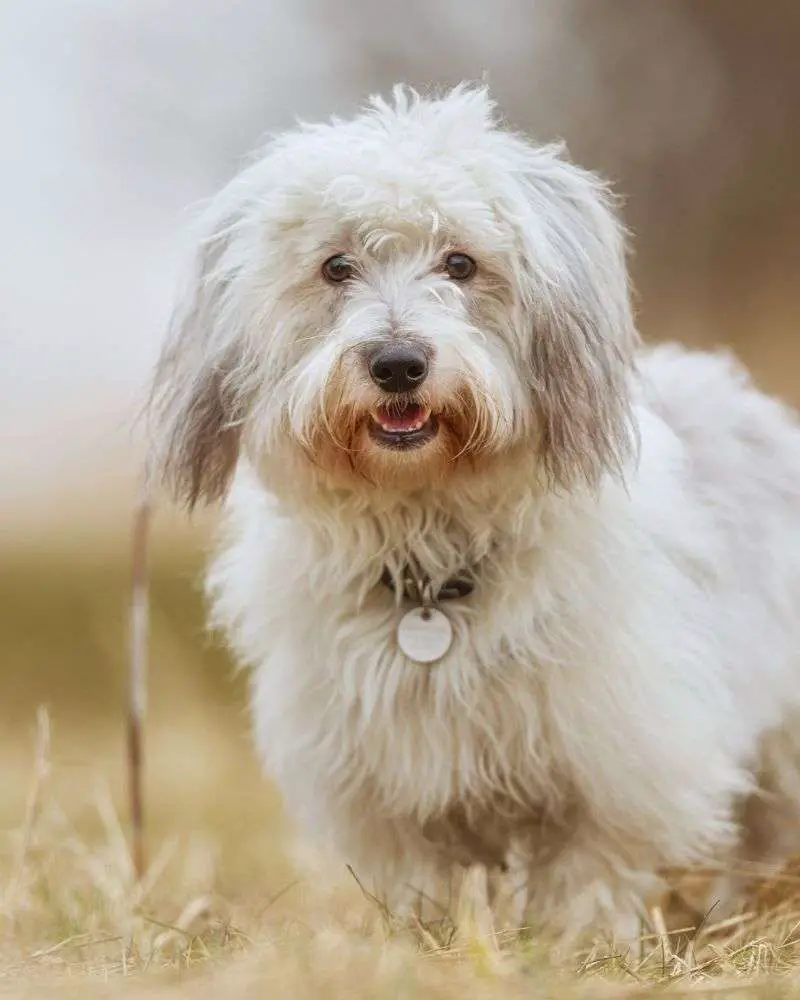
640;342;800;912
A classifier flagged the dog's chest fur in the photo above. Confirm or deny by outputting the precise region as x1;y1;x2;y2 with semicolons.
211;469;623;865
310;581;578;865
257;496;582;824
329;608;562;816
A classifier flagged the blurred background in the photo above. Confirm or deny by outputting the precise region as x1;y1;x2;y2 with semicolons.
1;0;798;887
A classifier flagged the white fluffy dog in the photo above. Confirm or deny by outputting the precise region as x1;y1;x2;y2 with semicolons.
148;85;800;942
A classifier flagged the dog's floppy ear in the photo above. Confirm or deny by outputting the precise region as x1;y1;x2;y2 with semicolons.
508;143;640;490
147;195;253;508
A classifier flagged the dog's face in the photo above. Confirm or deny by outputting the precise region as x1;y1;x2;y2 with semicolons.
150;86;639;505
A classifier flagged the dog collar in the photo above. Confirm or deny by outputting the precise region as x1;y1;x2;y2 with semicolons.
379;565;474;603
380;564;473;666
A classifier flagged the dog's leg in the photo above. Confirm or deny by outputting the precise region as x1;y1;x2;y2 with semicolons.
319;802;463;924
516;823;660;952
706;720;800;918
504;838;533;930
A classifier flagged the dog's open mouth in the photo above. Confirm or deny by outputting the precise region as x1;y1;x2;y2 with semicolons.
368;403;438;450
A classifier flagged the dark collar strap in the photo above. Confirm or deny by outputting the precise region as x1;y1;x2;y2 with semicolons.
380;566;474;603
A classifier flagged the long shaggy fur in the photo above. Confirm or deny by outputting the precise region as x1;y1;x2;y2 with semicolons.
148;85;800;943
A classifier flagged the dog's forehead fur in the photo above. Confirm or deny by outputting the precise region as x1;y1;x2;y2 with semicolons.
238;86;554;256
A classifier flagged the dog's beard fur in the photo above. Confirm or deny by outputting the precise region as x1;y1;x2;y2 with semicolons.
298;381;496;489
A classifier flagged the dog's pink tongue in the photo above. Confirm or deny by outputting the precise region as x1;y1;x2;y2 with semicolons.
375;404;427;432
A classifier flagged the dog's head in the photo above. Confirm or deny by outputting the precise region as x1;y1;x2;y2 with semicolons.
149;85;639;505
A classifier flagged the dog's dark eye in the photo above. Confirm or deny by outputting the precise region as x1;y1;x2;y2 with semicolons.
444;252;476;281
322;254;354;283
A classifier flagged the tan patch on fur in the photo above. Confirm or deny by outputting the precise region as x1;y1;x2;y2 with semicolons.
300;379;500;490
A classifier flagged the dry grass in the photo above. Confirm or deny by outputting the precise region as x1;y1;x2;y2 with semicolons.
6;713;800;999
5;531;800;998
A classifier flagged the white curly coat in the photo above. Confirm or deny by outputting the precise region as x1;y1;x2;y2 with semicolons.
149;86;800;942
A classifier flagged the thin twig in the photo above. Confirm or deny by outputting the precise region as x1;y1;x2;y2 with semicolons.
129;486;152;883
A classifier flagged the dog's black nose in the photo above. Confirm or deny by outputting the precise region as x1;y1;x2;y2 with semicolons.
368;344;429;393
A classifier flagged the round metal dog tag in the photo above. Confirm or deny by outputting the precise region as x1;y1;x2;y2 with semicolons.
397;606;453;664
